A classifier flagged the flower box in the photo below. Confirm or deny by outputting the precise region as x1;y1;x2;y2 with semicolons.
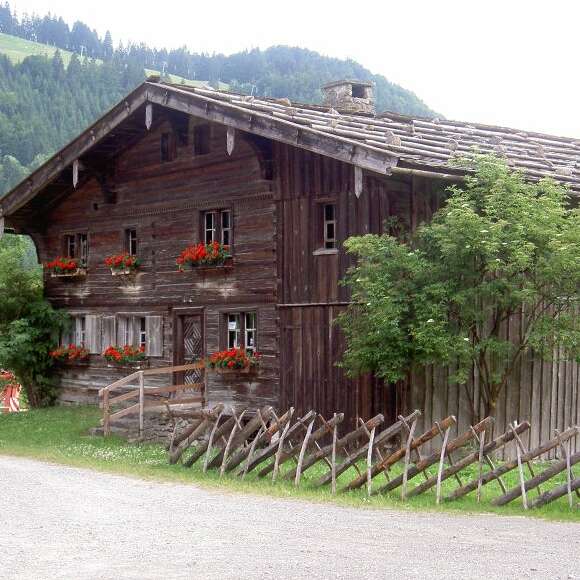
213;366;256;376
50;268;87;278
110;268;133;276
103;345;148;368
105;253;140;275
46;257;86;278
206;348;260;376
176;242;232;271
50;344;90;364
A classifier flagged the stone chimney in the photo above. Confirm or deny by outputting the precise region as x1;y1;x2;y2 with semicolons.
321;80;375;115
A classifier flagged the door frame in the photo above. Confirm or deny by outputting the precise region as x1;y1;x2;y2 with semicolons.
172;306;205;372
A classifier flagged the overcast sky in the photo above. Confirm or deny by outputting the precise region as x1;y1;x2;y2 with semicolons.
10;0;580;138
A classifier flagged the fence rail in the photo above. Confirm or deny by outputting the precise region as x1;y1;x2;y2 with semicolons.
163;404;580;512
99;362;206;437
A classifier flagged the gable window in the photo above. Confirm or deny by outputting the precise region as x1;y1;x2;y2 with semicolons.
323;203;337;249
226;311;257;354
193;124;211;156
63;232;89;266
203;209;232;247
125;228;138;256
161;132;175;162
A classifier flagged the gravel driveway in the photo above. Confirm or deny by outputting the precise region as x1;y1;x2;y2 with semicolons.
0;455;578;580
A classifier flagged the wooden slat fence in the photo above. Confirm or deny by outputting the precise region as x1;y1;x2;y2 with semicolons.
165;404;580;512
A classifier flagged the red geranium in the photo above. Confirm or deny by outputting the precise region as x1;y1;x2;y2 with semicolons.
176;241;230;270
103;345;147;364
104;253;140;272
49;344;89;362
207;347;260;370
46;257;79;274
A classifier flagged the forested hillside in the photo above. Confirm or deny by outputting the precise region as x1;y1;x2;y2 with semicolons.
0;2;434;196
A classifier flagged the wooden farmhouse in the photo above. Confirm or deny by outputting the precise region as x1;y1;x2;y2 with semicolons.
1;78;579;444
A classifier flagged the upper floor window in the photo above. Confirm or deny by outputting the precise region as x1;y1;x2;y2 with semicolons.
64;232;89;266
203;209;232;247
161;132;176;162
226;311;257;354
193;124;211;156
323;203;337;249
125;228;138;256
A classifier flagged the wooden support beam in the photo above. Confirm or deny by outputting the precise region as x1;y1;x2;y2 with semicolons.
493;451;580;506
226;408;293;473
285;414;385;482
529;477;580;509
446;425;579;502
341;416;456;493
373;416;494;496
252;411;336;478
208;406;274;469
315;411;421;488
407;421;530;499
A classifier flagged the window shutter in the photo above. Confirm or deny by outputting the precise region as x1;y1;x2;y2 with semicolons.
116;316;127;346
85;315;102;354
146;315;163;357
102;316;116;352
75;317;84;346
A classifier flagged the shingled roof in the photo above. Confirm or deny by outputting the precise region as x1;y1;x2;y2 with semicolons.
172;83;580;192
2;80;579;224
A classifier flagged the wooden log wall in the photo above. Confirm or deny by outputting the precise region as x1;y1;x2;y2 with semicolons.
30;115;279;410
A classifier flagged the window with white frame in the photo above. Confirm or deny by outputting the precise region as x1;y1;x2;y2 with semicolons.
61;315;86;346
113;314;164;357
323;203;337;249
63;232;89;265
203;209;233;247
226;311;257;353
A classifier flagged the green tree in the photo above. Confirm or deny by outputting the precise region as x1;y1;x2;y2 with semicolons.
338;156;580;418
0;234;68;406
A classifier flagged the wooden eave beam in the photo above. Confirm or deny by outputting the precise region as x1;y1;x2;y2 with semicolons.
145;83;399;176
0;85;149;216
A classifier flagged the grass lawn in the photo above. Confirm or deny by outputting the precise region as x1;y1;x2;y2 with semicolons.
0;406;578;522
0;32;80;65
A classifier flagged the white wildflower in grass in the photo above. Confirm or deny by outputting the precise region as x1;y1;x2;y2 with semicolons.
464;337;470;342
426;319;434;323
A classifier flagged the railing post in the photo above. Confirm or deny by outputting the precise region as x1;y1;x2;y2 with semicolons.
103;389;110;436
139;371;145;439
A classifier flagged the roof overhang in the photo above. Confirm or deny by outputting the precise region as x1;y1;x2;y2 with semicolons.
0;81;401;221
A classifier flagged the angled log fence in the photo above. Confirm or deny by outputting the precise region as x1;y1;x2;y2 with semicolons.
163;403;579;512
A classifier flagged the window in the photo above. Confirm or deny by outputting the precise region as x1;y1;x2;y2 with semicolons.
125;229;138;256
203;209;232;247
226;311;257;353
193;124;210;156
64;234;76;259
204;212;216;245
61;315;86;347
161;132;174;162
63;233;89;265
114;314;163;356
78;233;89;267
138;317;147;350
221;210;232;246
323;203;337;249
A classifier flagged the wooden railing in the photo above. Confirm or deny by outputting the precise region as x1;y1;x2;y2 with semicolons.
98;362;206;437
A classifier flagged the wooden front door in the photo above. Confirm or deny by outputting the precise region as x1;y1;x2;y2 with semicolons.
174;311;205;399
